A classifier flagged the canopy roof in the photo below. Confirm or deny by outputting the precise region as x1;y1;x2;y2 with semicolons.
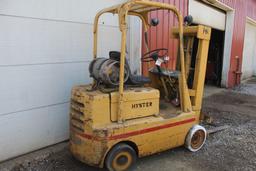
94;0;183;31
105;0;163;14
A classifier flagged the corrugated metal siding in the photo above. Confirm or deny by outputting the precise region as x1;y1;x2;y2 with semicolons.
219;0;256;87
142;0;188;75
143;0;256;87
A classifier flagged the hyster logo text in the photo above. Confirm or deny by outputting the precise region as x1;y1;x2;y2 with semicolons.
132;102;152;109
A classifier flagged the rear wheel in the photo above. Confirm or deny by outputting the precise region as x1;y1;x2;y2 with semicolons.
185;125;207;152
105;143;137;171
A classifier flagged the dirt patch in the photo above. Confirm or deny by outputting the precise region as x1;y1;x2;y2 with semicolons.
197;83;256;170
136;91;256;171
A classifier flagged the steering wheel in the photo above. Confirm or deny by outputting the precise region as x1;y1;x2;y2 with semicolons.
142;48;168;62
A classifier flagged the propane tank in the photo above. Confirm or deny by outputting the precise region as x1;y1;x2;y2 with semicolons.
89;58;130;86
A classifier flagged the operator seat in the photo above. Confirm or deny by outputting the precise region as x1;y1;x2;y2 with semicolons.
109;51;151;85
149;67;180;79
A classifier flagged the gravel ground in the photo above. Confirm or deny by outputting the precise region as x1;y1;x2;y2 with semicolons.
233;78;256;96
1;78;256;171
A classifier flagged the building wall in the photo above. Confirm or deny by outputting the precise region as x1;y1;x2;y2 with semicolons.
143;0;256;87
189;0;226;30
241;21;256;80
0;0;137;161
142;0;188;74
219;0;256;86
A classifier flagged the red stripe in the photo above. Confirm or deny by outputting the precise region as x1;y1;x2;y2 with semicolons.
76;118;196;141
78;133;94;140
109;118;196;140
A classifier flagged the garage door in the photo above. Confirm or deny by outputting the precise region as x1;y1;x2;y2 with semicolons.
0;0;141;162
189;0;226;30
242;20;256;80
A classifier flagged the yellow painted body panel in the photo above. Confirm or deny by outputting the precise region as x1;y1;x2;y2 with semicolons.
70;85;197;167
110;87;160;121
106;113;196;157
71;86;111;127
70;131;107;166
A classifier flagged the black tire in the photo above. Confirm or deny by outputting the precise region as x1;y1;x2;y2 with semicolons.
105;143;137;171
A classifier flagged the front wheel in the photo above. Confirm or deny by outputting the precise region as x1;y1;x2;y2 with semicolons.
105;143;137;171
185;125;207;152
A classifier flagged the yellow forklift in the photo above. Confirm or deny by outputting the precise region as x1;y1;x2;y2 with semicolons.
70;0;211;170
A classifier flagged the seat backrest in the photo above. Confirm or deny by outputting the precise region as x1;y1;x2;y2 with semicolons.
109;51;121;61
109;51;131;73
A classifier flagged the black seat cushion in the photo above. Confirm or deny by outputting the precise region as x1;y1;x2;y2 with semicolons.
128;75;151;85
149;67;180;79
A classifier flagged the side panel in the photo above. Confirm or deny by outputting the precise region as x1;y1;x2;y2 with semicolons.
110;88;160;121
70;85;111;130
107;114;196;157
70;109;197;168
70;132;107;166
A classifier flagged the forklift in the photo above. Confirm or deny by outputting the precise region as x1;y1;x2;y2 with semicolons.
70;0;211;170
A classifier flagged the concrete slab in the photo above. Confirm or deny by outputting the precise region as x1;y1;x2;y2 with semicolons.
204;85;225;98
